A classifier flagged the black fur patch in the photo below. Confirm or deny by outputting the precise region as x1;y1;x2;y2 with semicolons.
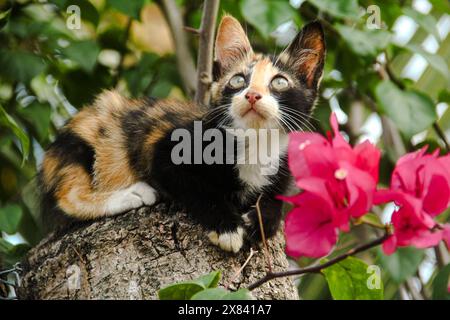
121;108;157;176
212;61;222;82
47;130;95;175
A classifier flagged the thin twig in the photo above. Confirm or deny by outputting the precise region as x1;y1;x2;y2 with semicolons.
194;0;220;106
161;0;197;97
383;52;406;90
247;232;389;291
226;248;257;290
432;122;450;152
255;195;273;274
71;245;86;264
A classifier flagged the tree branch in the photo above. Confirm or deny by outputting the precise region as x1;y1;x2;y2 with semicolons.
247;232;390;291
194;0;220;106
160;0;197;97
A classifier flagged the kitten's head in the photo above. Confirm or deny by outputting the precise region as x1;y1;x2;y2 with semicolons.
210;15;326;131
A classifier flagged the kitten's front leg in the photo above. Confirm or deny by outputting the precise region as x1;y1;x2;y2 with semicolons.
243;196;283;243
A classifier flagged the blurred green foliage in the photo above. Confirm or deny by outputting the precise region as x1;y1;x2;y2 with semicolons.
0;0;449;299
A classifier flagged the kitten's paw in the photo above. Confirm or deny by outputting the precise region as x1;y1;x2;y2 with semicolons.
129;182;157;206
105;182;157;215
207;227;245;253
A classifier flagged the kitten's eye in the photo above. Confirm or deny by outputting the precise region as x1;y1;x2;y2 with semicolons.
228;75;246;89
271;76;289;91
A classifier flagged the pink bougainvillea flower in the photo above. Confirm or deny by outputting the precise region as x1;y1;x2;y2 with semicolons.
390;147;450;217
287;113;381;231
375;148;450;255
375;191;443;254
281;193;338;258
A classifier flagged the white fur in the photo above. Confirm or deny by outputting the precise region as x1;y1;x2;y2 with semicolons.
208;227;245;253
104;182;157;216
236;132;288;194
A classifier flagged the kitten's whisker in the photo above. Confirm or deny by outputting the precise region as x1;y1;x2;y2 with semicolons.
277;111;298;133
279;111;311;132
280;111;313;133
282;106;319;122
278;106;315;132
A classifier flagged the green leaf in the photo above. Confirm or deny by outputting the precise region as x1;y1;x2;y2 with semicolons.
124;53;159;97
158;271;221;300
322;257;384;300
375;80;437;139
0;8;11;30
107;0;147;20
377;247;424;284
191;288;229;300
221;288;255;300
428;0;450;13
0;50;46;83
0;104;30;161
18;102;52;143
240;0;297;38
308;0;360;19
196;270;221;288
438;89;450;103
149;80;174;98
404;44;449;80
336;25;391;57
158;282;205;300
191;287;254;300
61;40;101;73
0;204;23;234
432;264;450;300
402;8;441;42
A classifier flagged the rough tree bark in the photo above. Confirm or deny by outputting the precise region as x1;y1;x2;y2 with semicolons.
18;203;298;300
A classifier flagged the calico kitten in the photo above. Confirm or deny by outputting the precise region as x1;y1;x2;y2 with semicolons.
39;16;325;253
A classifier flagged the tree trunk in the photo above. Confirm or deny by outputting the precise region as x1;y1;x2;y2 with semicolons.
17;204;298;300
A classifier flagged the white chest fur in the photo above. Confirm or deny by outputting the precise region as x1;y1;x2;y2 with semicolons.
235;131;288;193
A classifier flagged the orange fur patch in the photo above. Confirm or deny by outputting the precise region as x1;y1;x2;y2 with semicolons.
55;165;108;219
248;58;277;95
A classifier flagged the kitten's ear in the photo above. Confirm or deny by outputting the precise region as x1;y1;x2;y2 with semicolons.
214;15;253;70
281;21;326;88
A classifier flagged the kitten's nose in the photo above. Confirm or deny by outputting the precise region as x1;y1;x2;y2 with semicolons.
245;91;262;105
